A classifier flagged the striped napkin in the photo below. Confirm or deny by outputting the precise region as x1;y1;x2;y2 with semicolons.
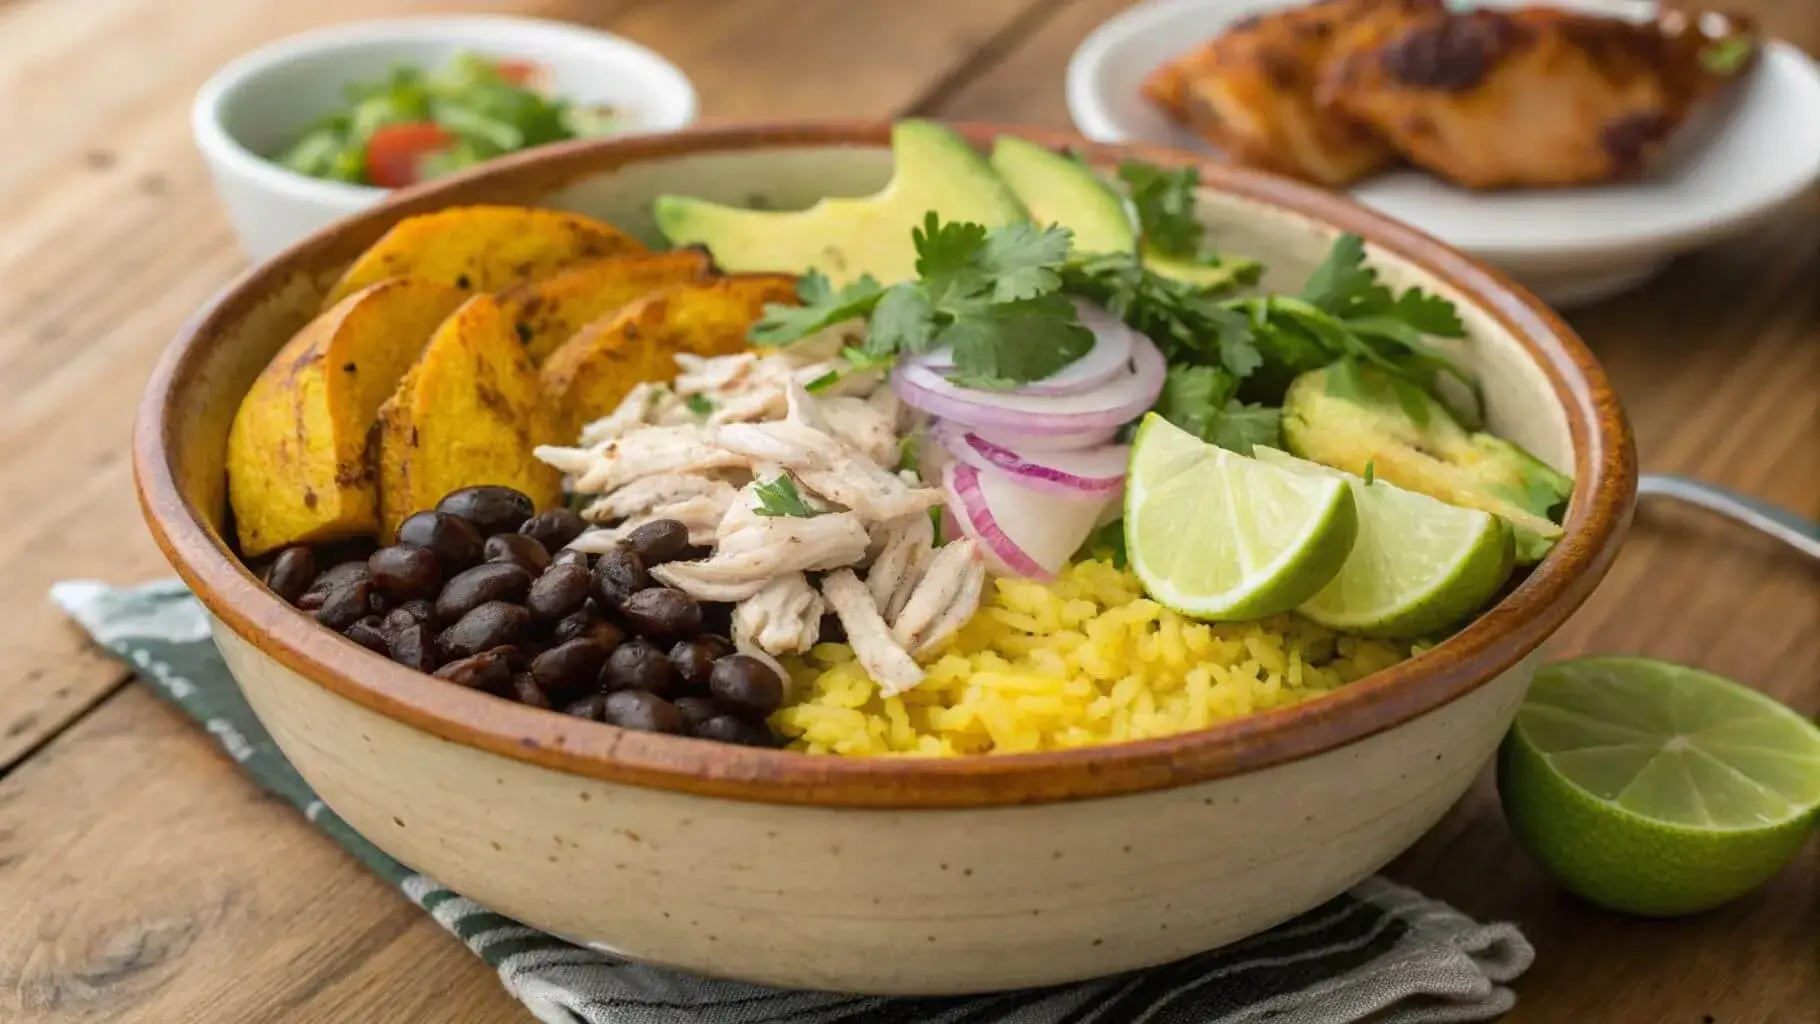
55;579;1533;1024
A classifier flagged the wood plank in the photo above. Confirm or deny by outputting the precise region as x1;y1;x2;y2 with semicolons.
0;686;527;1023
0;0;1050;770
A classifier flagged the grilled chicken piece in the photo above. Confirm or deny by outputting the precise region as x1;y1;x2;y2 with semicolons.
733;572;825;656
890;538;986;658
821;569;924;696
866;513;935;623
1319;7;1757;189
1142;0;1427;186
650;481;871;602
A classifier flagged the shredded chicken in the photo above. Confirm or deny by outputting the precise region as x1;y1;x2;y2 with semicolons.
649;481;871;602
820;395;901;468
821;569;923;697
580;474;737;524
732;572;825;656
569;492;729;550
891;538;986;658
866;513;935;623
538;424;749;495
715;384;942;524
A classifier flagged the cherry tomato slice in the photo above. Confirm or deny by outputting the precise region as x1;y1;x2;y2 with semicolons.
493;58;542;86
364;122;453;189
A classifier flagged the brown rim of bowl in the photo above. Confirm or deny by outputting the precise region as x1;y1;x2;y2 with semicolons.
135;120;1636;809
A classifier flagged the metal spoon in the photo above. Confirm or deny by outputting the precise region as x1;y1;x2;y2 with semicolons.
1638;474;1820;562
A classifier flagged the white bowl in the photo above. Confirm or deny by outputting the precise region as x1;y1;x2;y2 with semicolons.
193;16;697;261
1067;0;1820;307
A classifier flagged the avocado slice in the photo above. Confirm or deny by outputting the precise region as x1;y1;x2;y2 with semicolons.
652;121;1026;286
987;135;1257;290
1281;365;1573;564
989;136;1136;255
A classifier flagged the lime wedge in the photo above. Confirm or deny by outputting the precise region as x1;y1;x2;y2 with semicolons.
1125;414;1357;620
1254;447;1515;637
1500;657;1820;917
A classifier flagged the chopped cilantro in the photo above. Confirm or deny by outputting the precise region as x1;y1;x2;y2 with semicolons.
752;474;820;518
1701;35;1753;75
804;370;841;392
684;393;715;416
750;213;1090;390
1363;460;1376;486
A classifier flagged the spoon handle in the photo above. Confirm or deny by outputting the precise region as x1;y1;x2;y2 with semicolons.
1637;474;1820;562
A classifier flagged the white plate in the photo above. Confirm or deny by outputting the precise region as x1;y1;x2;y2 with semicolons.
1067;0;1820;306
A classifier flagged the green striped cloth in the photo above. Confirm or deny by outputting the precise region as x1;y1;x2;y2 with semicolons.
55;579;1533;1024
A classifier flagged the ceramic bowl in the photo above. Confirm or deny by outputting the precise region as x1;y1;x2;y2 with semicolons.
1067;0;1820;307
135;123;1635;995
192;15;697;261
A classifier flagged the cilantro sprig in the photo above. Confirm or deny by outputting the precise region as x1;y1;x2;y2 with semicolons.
1117;161;1261;279
752;474;821;519
749;214;1092;390
1065;229;1476;450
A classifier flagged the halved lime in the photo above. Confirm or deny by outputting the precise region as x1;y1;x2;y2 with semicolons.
1125;414;1357;620
1500;656;1820;917
1254;447;1515;637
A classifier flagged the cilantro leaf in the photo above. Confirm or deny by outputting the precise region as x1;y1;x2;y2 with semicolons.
1155;364;1238;440
748;271;884;345
1390;288;1467;338
684;393;715;416
803;370;841;393
940;293;1093;389
752;474;820;518
1207;401;1281;454
913;213;990;305
976;221;1074;301
1118;160;1202;258
867;285;937;356
1077;518;1129;568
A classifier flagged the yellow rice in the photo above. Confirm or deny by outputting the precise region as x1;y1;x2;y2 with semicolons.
771;558;1419;757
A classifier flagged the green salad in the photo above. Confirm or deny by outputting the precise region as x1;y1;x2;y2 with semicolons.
276;52;621;188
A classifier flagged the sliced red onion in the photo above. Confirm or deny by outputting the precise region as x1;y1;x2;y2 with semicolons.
892;333;1165;436
968;422;1120;451
932;420;1128;498
943;462;1110;581
914;301;1137;397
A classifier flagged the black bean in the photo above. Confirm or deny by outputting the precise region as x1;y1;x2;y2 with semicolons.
564;694;608;721
517;639;551;663
710;654;785;720
601;638;672;695
434;649;514;691
591;546;649;609
673;695;721;732
549;547;590;571
619;587;702;643
396;511;486;576
344;616;390;654
552;610;625;651
668;635;733;691
511;673;550;710
623;519;690;565
694;714;776;747
603;691;686;734
521;508;587;550
368;544;443;601
300;561;370;610
315;579;375;630
389;623;439;672
385;600;438;633
437;485;535;536
265;547;317;604
435;563;532;623
485;533;551;575
438;601;530;659
526;563;590;621
531;639;611;698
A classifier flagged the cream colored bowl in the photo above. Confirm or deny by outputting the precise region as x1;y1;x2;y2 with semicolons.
136;123;1635;995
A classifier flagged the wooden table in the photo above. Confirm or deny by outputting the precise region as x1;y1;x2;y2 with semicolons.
1;1;1813;1020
